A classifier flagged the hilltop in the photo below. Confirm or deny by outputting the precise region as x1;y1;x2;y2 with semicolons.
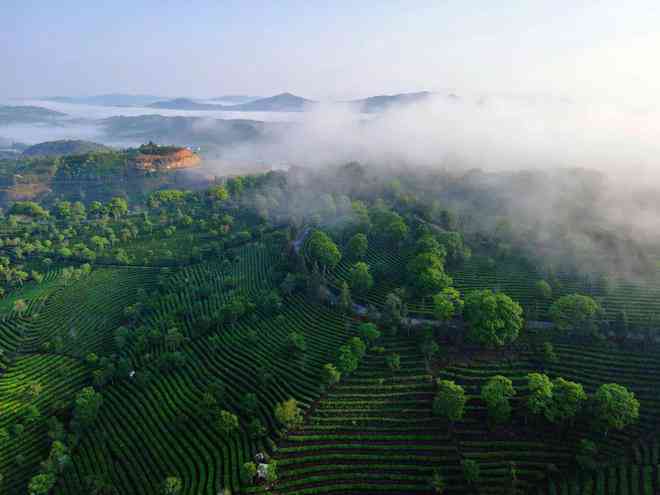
351;91;433;112
99;114;274;147
131;142;201;173
148;92;315;112
0;105;66;125
43;94;164;107
148;98;222;111
21;140;112;157
0;142;201;203
228;92;314;111
209;95;261;104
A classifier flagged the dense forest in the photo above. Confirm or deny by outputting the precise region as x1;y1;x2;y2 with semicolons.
0;159;657;495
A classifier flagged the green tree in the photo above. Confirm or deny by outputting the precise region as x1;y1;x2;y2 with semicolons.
240;462;257;485
481;375;516;425
90;236;110;251
349;262;373;296
337;344;358;374
217;410;239;437
161;476;182;495
71;201;86;219
436;231;471;265
306;230;341;274
383;214;408;245
74;387;103;430
541;341;558;365
226;177;244;197
592;383;640;433
507;461;519;495
198;392;219;419
433;379;467;423
24;405;41;424
549;294;602;337
54;200;72;219
346;233;368;261
381;291;406;332
464;290;523;348
461;459;480;488
546;377;587;426
321;363;341;388
357;323;381;345
28;473;55;495
89;201;106;218
535;280;552;300
420;335;439;366
338;281;352;314
209;185;229;201
288;331;307;353
108;197;128;220
44;440;71;474
407;251;452;297
13;299;27;314
386;353;401;373
266;459;279;483
348;336;366;360
274;398;303;430
429;469;446;494
432;287;464;322
526;372;553;416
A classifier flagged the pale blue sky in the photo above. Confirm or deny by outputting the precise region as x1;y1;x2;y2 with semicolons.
2;1;659;103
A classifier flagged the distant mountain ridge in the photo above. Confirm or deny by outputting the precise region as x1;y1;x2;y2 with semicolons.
209;95;261;104
99;114;278;147
44;94;164;107
229;92;314;111
148;91;438;113
34;91;442;113
148;92;315;112
350;91;433;112
0;105;67;125
148;99;221;111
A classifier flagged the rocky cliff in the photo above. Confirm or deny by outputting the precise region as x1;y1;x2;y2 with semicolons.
131;148;201;173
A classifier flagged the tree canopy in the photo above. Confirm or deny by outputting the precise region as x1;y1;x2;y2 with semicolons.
592;383;640;433
346;233;368;261
433;379;467;423
549;294;602;336
464;290;523;347
306;230;341;273
349;262;373;295
275;398;304;430
481;375;516;425
432;287;464;322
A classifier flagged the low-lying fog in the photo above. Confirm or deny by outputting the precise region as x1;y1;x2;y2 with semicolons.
1;94;658;190
0;98;306;147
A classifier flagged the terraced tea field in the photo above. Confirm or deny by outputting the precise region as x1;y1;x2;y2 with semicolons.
332;242;660;325
0;354;87;493
52;243;356;495
260;336;460;494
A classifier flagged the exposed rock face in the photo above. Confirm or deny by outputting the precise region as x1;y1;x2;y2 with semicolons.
132;148;201;173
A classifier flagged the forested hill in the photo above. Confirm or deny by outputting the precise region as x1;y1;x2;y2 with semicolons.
0;143;201;203
21;140;112;158
0;105;66;125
